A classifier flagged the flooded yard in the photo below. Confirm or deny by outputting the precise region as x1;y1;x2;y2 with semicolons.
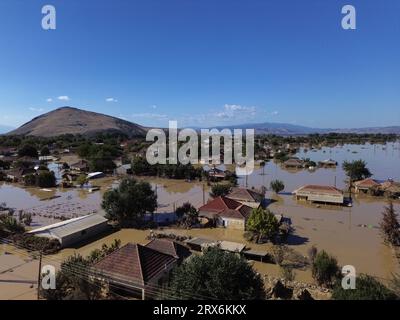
1;142;400;285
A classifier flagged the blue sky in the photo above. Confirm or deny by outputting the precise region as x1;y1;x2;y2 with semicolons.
0;0;399;129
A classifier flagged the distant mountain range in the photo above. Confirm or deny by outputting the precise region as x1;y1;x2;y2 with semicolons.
3;107;400;137
218;122;400;135
0;124;15;134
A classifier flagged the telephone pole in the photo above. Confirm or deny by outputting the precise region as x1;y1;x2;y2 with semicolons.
37;249;43;300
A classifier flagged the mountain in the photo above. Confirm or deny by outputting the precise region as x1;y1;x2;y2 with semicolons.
6;107;400;137
217;122;400;135
7;107;146;137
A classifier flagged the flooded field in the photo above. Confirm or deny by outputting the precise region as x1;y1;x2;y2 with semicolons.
1;142;400;286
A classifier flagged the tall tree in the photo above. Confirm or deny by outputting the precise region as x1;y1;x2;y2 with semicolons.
379;201;400;246
167;247;265;300
246;207;279;243
342;159;372;183
270;179;285;194
102;178;157;227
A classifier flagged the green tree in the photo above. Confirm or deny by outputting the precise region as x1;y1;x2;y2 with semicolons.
175;202;198;227
40;146;50;156
210;184;231;198
37;171;56;188
342;159;372;184
332;274;397;300
167;247;265;300
311;250;340;287
270;179;285;194
246;208;279;243
76;174;88;186
102;178;157;227
379;201;400;246
18;145;38;158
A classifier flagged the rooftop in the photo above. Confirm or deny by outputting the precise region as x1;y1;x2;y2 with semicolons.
93;243;177;285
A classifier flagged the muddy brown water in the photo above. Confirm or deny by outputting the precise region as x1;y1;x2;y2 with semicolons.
1;142;400;286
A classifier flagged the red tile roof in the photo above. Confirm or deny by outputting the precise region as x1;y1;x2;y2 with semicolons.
145;239;191;260
354;178;380;188
294;185;343;196
92;243;177;285
198;196;253;220
227;187;263;202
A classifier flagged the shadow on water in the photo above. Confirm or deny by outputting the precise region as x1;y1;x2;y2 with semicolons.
285;234;309;246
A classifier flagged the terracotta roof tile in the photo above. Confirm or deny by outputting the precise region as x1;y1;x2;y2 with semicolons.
93;243;177;285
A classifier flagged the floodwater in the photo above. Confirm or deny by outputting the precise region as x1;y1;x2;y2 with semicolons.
1;142;400;286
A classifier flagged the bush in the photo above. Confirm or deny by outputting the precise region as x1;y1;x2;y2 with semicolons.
332;274;397;300
210;184;231;198
37;171;57;188
167;247;265;299
311;250;340;287
270;180;285;193
246;208;279;243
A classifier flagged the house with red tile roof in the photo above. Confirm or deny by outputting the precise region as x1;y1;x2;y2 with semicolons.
293;185;344;205
198;196;253;230
354;178;381;193
92;243;178;300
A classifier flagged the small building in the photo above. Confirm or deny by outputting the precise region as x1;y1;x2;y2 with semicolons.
70;160;89;172
318;159;338;168
354;178;381;193
198;196;253;230
226;187;265;208
380;180;400;198
92;243;178;300
116;164;132;175
5;168;35;182
38;155;59;162
27;214;109;248
184;237;214;252
283;158;304;169
293;185;344;205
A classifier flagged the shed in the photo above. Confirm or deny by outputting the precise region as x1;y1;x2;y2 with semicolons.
27;214;109;248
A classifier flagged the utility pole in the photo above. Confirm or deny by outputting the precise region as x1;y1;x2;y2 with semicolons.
202;184;205;205
37;249;43;300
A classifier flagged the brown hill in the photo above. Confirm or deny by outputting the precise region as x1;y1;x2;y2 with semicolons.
7;107;146;137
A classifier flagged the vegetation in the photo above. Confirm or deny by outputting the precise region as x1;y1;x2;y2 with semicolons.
270;179;285;194
167;247;265;300
131;157;202;180
246;208;280;243
379;201;400;246
209;183;231;198
332;274;397;300
18;144;38;158
342;159;372;183
311;250;340;287
175;202;199;228
102;177;157;227
24;171;57;188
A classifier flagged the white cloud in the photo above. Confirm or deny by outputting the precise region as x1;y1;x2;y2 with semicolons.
271;110;279;116
131;113;168;120
151;105;157;109
46;98;53;102
106;97;118;102
58;96;70;101
29;107;44;112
